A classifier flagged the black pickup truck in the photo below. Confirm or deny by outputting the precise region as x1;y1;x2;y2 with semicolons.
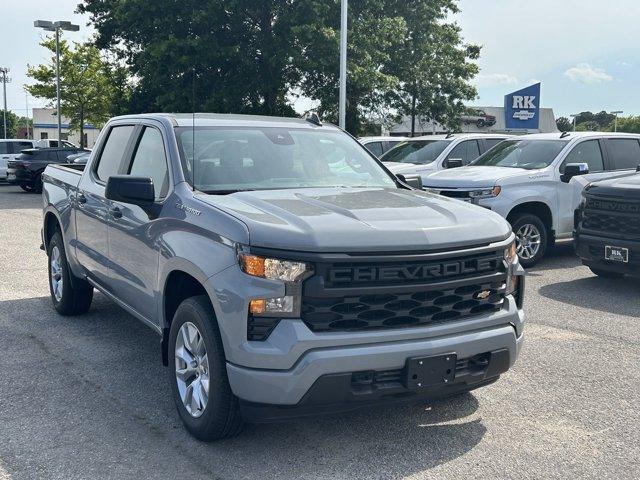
574;171;640;277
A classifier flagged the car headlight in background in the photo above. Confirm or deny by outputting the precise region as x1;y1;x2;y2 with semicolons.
469;186;501;199
504;241;519;296
239;252;310;315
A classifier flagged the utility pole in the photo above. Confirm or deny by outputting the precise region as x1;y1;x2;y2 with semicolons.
34;20;79;143
0;67;10;139
24;89;30;139
570;114;578;132
610;110;623;132
338;0;347;130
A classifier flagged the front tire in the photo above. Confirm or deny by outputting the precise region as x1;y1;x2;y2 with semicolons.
511;213;548;267
48;231;93;315
168;295;243;441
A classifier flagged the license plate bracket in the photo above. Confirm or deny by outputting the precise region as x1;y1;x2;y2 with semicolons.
404;353;457;389
605;246;629;263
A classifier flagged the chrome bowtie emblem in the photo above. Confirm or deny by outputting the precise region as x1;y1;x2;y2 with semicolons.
475;290;491;300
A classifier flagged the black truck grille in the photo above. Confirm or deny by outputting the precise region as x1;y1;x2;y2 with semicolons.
301;248;507;333
582;198;640;238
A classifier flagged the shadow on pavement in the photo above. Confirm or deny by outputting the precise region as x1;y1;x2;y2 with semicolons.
0;183;41;210
539;275;640;317
526;243;581;275
0;293;486;479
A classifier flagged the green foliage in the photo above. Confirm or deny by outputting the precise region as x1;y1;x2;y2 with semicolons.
609;116;640;134
0;110;31;138
571;111;616;132
26;36;129;146
79;0;480;135
555;116;572;132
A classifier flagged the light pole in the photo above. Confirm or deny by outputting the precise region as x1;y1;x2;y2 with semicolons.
339;0;347;130
610;110;623;132
0;67;10;139
34;20;79;144
570;114;578;131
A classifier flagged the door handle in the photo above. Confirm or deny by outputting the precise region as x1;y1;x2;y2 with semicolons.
110;206;122;219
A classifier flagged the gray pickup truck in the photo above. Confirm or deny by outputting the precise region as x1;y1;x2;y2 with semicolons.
42;113;525;440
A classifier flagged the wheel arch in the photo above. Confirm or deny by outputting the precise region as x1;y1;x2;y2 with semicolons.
506;201;554;242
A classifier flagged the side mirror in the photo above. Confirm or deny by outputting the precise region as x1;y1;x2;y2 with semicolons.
561;163;589;183
396;173;423;190
636;164;640;172
445;158;464;169
105;175;155;206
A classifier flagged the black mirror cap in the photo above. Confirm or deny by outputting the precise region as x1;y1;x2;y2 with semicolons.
636;164;640;172
561;163;589;183
105;175;155;206
445;158;464;169
396;173;423;190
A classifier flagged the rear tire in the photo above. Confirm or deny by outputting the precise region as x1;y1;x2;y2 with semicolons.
33;174;43;194
20;185;33;192
47;231;93;315
511;213;548;268
168;295;243;441
589;267;624;279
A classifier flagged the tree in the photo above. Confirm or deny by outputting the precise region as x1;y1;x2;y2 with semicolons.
26;37;122;147
611;116;640;134
556;116;572;132
385;1;479;135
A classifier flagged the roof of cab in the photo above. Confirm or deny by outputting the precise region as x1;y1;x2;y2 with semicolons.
406;133;513;141
514;132;640;141
109;113;340;130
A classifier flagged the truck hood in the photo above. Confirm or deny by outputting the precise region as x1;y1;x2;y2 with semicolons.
198;187;511;252
585;173;640;200
383;162;437;174
423;166;530;188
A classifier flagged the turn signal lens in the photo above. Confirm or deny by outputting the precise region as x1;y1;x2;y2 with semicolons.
249;299;266;314
241;255;265;277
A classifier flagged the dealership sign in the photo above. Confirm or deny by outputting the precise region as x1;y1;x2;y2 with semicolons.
504;83;540;129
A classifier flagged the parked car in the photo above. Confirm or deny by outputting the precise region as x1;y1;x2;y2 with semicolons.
422;132;640;266
66;151;91;165
7;147;87;192
381;134;510;178
35;139;78;148
574;170;640;278
42;113;524;440
0;139;37;181
460;109;497;128
359;136;409;157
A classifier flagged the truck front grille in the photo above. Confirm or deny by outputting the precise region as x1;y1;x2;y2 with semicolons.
582;197;640;239
301;248;507;333
302;281;505;332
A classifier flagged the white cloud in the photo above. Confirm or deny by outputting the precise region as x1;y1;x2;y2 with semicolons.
564;63;613;84
474;73;518;87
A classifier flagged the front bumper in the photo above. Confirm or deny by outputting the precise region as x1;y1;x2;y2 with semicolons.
226;299;524;413
575;232;640;275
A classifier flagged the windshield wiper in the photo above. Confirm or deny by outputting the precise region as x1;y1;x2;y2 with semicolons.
202;189;255;195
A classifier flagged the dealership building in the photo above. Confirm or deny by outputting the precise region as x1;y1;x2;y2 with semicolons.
387;83;558;136
32;108;101;147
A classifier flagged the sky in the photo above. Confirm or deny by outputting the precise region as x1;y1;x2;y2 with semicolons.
1;0;640;119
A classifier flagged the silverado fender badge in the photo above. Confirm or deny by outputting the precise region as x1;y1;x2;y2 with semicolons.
175;203;202;216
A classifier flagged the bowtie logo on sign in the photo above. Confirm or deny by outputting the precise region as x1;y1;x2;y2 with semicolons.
504;83;541;129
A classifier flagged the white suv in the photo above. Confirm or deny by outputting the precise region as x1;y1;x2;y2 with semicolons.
0;139;37;180
380;133;510;178
422;132;640;266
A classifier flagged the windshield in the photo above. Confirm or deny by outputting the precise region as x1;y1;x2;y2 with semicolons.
380;140;451;165
472;139;568;170
175;127;397;193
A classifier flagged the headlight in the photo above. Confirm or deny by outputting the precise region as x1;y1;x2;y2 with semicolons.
239;254;308;282
504;241;519;296
469;186;501;199
239;252;310;316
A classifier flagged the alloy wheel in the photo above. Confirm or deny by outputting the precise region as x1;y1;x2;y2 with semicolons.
50;246;64;302
175;322;210;418
516;223;541;260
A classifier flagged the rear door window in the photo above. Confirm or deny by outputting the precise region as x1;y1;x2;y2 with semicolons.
562;140;604;173
95;125;136;182
607;138;640;170
10;142;34;154
0;142;7;155
484;138;505;152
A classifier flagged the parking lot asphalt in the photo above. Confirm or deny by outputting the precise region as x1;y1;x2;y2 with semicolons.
0;182;639;480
